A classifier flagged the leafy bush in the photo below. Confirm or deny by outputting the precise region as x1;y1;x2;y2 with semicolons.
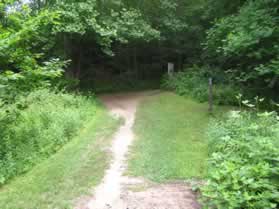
201;110;279;208
0;89;96;185
0;59;66;104
204;0;279;87
162;67;241;105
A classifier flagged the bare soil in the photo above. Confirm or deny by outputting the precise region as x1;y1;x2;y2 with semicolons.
75;91;201;209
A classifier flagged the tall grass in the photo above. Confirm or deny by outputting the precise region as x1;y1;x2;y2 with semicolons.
0;89;96;185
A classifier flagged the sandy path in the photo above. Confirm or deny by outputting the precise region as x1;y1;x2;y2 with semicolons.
76;91;200;209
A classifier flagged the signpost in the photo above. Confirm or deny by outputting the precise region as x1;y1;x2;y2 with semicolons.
168;62;174;77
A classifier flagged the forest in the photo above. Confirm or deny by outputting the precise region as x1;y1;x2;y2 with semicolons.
0;0;279;209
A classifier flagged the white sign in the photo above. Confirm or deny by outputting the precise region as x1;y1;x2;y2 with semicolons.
168;63;174;76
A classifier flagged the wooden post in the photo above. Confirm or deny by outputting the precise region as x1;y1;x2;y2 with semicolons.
209;77;213;113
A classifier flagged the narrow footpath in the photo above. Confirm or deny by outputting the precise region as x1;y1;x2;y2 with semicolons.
76;91;200;209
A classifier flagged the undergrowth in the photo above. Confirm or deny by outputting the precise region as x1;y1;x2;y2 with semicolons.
0;89;96;185
0;108;119;209
162;66;242;106
201;109;279;208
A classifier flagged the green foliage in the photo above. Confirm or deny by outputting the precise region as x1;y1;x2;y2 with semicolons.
204;0;279;85
0;89;97;185
162;66;242;105
0;1;100;188
201;110;279;208
55;0;159;55
0;59;66;104
162;70;208;102
202;0;246;21
123;0;188;37
0;1;67;102
0;108;119;209
108;8;160;43
0;7;60;72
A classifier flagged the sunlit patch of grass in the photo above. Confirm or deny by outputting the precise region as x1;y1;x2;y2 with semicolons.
128;92;230;182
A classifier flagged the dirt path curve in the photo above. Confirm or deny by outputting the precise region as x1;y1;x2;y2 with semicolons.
76;91;200;209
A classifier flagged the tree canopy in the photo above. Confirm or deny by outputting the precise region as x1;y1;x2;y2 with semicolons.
1;0;279;95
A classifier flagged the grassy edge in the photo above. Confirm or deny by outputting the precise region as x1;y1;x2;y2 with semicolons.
0;105;119;209
127;92;231;182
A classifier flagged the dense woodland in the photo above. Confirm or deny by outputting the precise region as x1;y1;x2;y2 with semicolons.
2;0;279;95
2;0;279;93
0;0;279;208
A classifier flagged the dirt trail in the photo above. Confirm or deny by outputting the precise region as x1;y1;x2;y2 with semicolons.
76;91;200;209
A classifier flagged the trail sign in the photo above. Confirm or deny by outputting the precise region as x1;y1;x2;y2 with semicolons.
168;63;174;76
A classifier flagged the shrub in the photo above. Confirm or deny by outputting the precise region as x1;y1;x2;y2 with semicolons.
0;89;96;185
201;110;279;208
162;66;241;105
0;59;66;105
